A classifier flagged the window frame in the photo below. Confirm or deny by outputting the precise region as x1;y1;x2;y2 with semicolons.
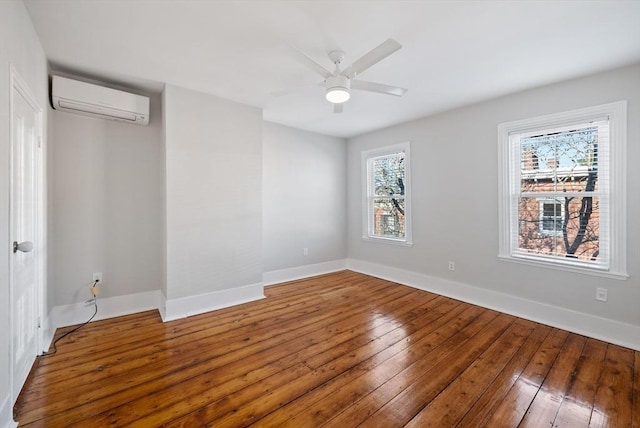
498;101;627;279
361;142;413;246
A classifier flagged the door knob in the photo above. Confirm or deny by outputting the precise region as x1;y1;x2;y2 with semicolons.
13;241;33;254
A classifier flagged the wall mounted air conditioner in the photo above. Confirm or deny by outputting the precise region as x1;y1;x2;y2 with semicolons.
51;76;150;125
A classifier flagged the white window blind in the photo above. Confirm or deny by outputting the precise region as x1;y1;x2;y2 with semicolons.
509;120;609;268
498;101;627;279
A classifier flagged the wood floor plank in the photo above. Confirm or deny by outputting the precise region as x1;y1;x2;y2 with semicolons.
356;313;516;427
455;323;551;427
104;290;437;426
553;338;608;427
318;305;495;427
13;271;638;427
323;309;507;427
481;327;569;427
518;333;587;427
253;299;471;427
404;319;540;427
589;344;635;427
302;294;449;370
149;289;445;427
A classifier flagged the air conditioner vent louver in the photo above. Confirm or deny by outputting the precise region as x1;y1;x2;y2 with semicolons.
51;76;149;125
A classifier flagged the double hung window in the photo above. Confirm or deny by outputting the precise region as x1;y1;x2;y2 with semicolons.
362;142;412;245
498;102;627;278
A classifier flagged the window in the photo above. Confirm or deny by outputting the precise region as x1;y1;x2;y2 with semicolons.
539;199;564;236
362;142;412;245
498;102;627;279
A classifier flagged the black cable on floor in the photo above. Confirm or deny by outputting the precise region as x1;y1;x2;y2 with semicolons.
40;281;99;357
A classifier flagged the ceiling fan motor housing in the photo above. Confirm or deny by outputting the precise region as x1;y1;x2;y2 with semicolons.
325;75;351;103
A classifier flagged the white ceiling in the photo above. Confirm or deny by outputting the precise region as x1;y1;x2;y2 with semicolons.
24;0;640;138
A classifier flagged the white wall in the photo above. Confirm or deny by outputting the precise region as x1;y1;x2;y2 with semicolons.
163;84;263;302
0;0;48;424
51;94;163;306
347;64;640;337
160;88;168;300
263;122;347;273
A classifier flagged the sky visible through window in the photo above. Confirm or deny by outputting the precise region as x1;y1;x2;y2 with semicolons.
521;126;597;173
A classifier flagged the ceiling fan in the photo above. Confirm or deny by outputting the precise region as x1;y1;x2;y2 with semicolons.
293;38;408;113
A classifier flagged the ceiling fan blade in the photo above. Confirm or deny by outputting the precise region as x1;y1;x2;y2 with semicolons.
333;103;343;114
351;80;408;97
341;39;402;79
293;49;333;79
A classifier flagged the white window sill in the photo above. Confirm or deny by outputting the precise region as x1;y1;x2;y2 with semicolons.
498;254;628;280
363;236;413;247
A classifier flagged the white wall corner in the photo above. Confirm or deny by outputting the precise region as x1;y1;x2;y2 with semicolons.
0;392;17;428
346;258;640;351
50;290;164;330
158;291;167;321
163;282;265;322
262;259;348;286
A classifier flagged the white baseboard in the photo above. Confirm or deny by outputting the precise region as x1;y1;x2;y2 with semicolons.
0;393;17;428
263;259;347;286
50;290;163;329
347;258;640;351
162;282;265;322
40;319;55;355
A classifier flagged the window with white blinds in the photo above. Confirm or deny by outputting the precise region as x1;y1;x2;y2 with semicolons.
498;102;627;279
362;142;412;245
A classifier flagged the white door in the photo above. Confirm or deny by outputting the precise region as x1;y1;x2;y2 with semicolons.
10;68;44;403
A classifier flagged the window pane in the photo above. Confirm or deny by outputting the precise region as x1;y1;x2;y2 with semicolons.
518;196;600;262
520;126;598;193
373;198;405;238
541;202;563;233
373;153;405;197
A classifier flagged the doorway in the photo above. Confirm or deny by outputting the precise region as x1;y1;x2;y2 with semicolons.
9;66;45;404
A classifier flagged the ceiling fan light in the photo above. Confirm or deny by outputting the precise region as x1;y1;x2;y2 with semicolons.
326;88;350;103
325;75;351;104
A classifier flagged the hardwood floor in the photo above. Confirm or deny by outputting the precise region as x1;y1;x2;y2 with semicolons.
14;270;640;427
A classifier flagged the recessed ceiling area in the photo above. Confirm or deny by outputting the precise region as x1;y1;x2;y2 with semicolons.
24;0;640;138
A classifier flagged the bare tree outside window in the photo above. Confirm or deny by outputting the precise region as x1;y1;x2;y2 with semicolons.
371;153;405;238
518;126;600;261
499;102;626;277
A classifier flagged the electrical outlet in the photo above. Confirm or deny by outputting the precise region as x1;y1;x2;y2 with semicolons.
596;288;608;302
93;272;102;283
303;248;308;256
448;261;455;271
